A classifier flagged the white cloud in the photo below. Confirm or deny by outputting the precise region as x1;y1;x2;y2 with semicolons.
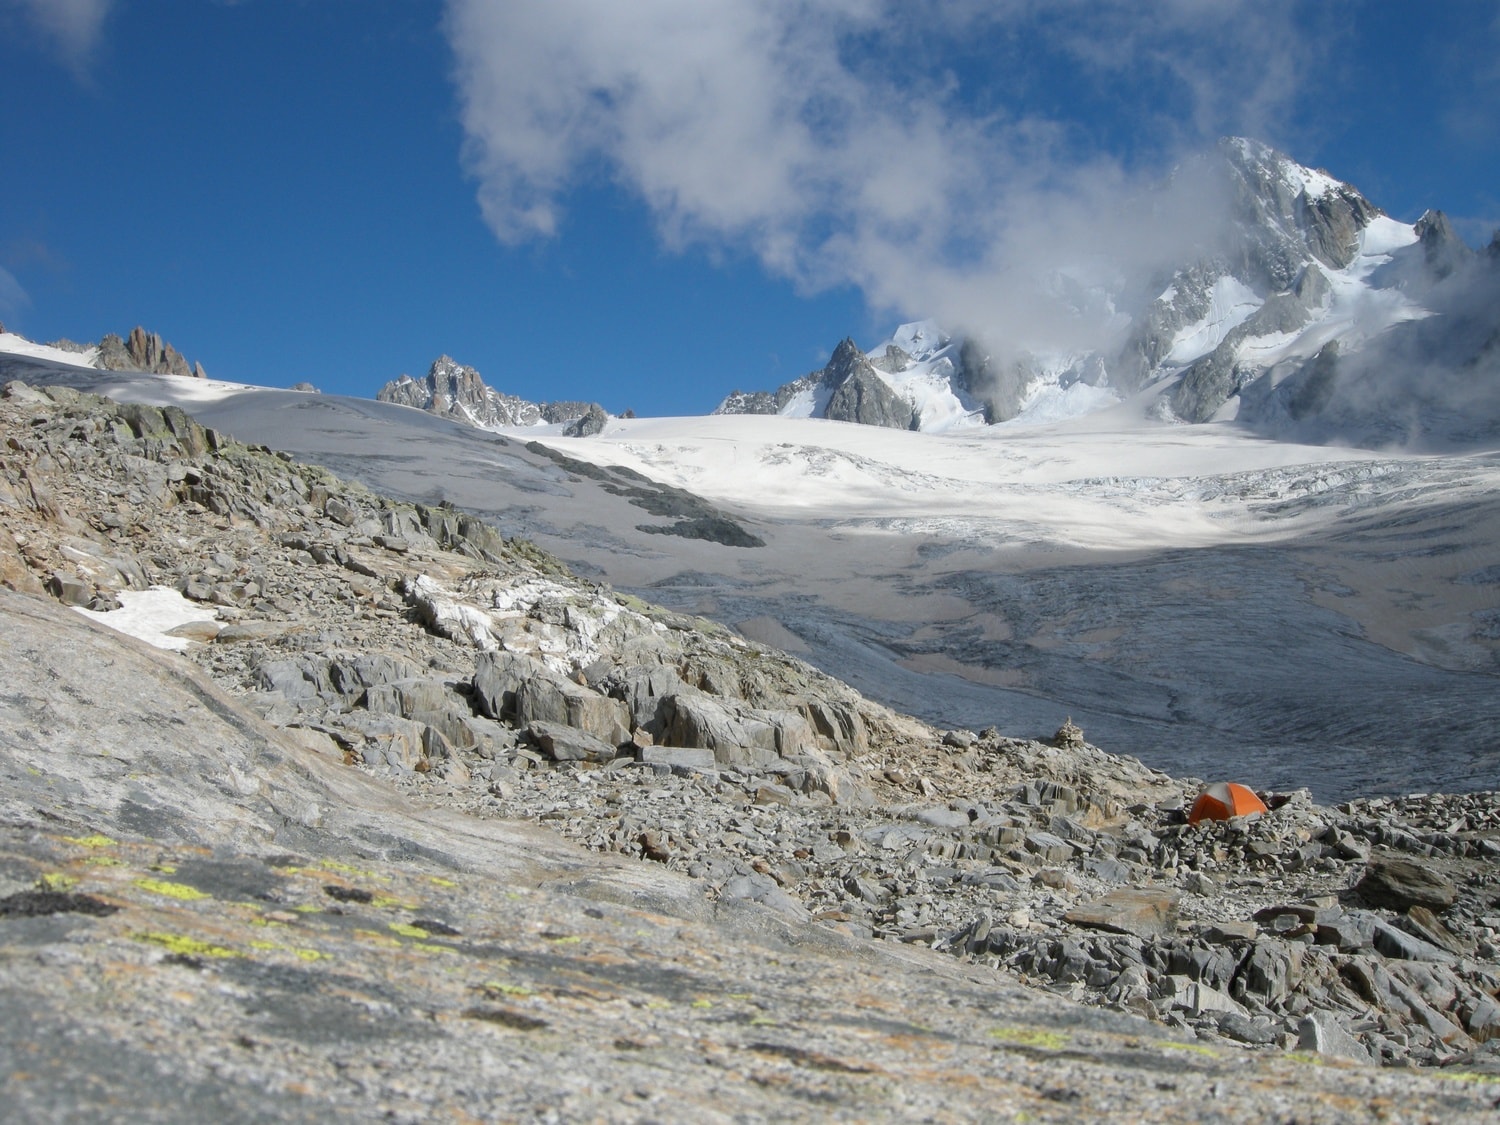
6;0;112;71
443;0;1321;358
0;264;31;327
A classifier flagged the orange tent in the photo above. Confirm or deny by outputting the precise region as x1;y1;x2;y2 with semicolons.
1188;782;1268;825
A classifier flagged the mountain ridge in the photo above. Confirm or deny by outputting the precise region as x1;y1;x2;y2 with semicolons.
714;137;1500;447
377;353;607;433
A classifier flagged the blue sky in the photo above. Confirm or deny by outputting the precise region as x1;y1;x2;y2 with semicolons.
1;1;1496;415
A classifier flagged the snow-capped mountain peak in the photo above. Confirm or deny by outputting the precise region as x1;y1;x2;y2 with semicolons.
719;137;1498;446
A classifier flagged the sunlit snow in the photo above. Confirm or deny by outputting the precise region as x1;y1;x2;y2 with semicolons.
73;587;219;652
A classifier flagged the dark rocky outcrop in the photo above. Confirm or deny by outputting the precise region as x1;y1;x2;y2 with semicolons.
717;338;919;430
95;326;204;377
377;355;596;430
563;402;608;437
1170;268;1330;422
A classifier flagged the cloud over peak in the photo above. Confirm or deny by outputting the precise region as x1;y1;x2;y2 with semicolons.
443;0;1321;357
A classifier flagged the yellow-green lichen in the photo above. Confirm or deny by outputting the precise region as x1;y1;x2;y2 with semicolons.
387;922;430;939
988;1027;1069;1050
134;931;241;959
1161;1040;1220;1057
320;860;378;879
63;834;118;849
38;873;77;891
134;878;211;901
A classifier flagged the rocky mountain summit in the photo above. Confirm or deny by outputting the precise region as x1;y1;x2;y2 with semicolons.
7;323;210;378
377;353;602;432
3;380;1500;1118
97;325;208;378
716;139;1500;444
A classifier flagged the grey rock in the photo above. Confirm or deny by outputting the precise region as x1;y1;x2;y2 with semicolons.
1356;858;1458;911
1214;1011;1280;1045
514;673;631;748
1297;1011;1371;1064
915;806;972;830
1465;993;1500;1043
1373;921;1458;964
1314;911;1378;951
657;691;780;768
639;746;718;776
45;573;92;607
1234;940;1300;1006
563;403;608;437
377;355;591;431
527;720;619;763
255;659;324;700
1025;831;1075;864
1065;888;1180;940
721;872;810;922
470;649;542;721
362;678;455;719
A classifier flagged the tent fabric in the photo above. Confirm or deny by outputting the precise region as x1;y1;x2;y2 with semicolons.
1188;782;1268;825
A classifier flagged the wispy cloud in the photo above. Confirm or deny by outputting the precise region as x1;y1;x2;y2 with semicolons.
443;0;1323;358
4;0;112;74
0;264;31;329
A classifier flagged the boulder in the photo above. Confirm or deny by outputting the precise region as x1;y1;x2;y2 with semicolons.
657;691;780;768
639;746;718;776
527;721;619;763
471;650;543;721
1297;1012;1371;1064
1372;921;1458;964
1355;858;1457;912
328;653;421;698
514;675;631;748
799;697;868;756
362;678;456;719
1233;940;1302;1006
45;573;92;607
1064;888;1180;940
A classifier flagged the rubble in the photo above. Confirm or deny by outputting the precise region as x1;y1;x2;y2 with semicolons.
3;379;1500;1077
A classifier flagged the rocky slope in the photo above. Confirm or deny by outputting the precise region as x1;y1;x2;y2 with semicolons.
377;354;601;432
2;377;1499;1119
